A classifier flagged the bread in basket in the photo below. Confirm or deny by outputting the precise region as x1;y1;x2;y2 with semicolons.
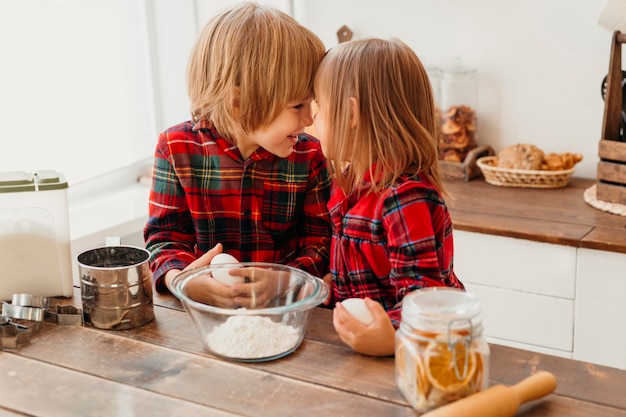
477;144;582;189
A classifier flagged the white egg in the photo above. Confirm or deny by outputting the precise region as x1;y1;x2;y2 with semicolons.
210;253;239;265
210;253;243;286
341;298;374;325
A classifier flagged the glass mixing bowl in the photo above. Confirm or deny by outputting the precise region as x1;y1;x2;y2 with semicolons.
170;262;328;362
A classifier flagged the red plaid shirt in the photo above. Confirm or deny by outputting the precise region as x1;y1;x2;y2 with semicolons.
145;120;331;292
329;169;463;326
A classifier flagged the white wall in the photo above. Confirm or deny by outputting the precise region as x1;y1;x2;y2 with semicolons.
292;0;613;179
147;0;198;134
69;0;615;248
158;1;612;179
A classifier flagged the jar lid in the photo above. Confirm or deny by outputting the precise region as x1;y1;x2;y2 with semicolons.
402;287;482;333
440;59;476;79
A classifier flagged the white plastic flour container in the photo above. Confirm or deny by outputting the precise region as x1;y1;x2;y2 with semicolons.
0;170;73;301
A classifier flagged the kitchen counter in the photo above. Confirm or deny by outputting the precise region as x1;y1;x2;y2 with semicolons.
444;176;626;369
445;177;626;254
2;290;626;416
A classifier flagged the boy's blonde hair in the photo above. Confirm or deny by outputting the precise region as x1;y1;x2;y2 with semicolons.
187;2;325;140
314;38;446;196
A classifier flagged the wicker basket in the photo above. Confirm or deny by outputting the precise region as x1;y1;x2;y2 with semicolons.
476;156;575;189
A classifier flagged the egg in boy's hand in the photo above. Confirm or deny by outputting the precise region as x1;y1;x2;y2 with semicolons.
210;252;243;286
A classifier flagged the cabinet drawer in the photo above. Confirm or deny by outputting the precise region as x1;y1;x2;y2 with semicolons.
465;283;574;352
454;230;576;299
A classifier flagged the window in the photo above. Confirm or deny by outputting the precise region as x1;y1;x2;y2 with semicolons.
0;0;297;249
0;0;156;186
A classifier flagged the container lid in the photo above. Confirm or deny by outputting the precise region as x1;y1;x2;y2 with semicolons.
440;59;476;79
402;287;482;334
0;170;68;193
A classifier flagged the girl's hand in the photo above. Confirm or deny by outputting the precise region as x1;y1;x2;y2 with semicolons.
333;298;396;356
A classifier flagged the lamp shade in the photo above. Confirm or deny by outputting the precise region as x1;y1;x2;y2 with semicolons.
599;0;626;32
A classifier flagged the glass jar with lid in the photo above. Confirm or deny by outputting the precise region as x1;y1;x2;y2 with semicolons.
395;287;490;413
438;60;478;163
425;65;442;107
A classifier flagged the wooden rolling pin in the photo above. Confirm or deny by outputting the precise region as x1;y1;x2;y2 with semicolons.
422;371;557;417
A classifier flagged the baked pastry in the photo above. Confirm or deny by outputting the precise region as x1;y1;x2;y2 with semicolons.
495;144;583;171
541;152;583;171
496;144;544;170
438;105;478;163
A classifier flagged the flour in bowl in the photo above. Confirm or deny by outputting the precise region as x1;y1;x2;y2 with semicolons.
206;315;301;359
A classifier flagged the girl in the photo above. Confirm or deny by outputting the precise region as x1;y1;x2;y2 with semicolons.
313;38;464;356
144;3;331;307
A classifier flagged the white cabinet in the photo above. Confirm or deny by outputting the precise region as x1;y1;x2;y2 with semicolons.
455;230;626;369
454;230;626;369
574;248;626;368
444;178;626;369
454;230;576;358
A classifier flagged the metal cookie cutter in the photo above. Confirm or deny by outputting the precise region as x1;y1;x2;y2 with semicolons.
0;315;34;351
1;294;48;346
2;293;49;323
1;293;85;351
12;294;50;310
45;305;84;326
2;302;45;322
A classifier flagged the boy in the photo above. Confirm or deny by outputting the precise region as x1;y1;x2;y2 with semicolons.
144;3;331;306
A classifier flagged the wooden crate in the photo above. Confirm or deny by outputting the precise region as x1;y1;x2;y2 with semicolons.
597;140;626;203
598;31;626;205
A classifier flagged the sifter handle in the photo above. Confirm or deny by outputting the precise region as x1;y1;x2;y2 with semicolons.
105;236;121;246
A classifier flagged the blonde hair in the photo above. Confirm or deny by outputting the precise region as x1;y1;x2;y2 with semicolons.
187;2;325;140
314;38;446;196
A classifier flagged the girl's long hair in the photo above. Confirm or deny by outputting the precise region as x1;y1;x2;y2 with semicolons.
314;38;446;196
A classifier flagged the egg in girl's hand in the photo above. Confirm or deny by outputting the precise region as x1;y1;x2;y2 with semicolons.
210;253;243;286
341;298;374;325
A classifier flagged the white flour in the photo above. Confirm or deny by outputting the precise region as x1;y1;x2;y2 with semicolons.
207;315;301;359
0;233;71;300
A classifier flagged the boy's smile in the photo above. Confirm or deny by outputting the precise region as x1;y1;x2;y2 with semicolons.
237;97;315;159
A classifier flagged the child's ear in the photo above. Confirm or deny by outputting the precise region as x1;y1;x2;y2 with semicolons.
349;97;359;129
231;87;240;116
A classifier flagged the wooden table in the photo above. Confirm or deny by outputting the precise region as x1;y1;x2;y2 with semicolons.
2;291;626;417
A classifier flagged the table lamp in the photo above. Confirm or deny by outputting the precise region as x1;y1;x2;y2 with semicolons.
597;0;626;206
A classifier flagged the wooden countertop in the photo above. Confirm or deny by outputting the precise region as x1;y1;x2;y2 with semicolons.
2;290;626;416
445;177;626;254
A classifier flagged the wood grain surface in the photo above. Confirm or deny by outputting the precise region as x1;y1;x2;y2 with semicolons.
446;177;626;253
1;290;625;416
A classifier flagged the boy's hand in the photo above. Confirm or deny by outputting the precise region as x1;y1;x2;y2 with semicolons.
321;273;333;305
186;243;223;269
166;243;252;308
176;251;282;309
164;243;224;292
